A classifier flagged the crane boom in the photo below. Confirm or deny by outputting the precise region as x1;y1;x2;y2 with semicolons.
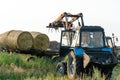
47;12;84;30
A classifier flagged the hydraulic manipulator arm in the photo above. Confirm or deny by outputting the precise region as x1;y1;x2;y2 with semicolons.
47;12;84;30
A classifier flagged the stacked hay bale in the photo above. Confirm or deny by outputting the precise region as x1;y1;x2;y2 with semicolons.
49;41;60;50
30;32;50;51
0;30;50;53
0;30;13;49
0;30;33;51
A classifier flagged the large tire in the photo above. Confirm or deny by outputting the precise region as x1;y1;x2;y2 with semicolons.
56;61;67;75
67;51;83;80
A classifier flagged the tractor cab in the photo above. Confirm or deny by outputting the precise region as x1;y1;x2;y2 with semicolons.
60;26;106;56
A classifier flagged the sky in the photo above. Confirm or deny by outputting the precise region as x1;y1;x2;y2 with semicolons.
0;0;120;45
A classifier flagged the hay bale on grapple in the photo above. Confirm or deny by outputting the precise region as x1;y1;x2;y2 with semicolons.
30;32;50;51
0;30;33;51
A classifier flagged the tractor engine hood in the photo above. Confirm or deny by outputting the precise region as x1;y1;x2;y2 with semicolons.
85;48;118;66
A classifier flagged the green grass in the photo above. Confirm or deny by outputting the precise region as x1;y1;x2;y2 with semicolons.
111;64;120;80
0;52;119;80
0;52;57;80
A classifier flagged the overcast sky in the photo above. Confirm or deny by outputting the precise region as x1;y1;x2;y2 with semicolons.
0;0;120;45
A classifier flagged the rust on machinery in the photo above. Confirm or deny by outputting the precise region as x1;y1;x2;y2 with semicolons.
47;12;84;30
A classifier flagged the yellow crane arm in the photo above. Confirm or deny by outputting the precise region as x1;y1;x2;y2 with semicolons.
47;12;84;30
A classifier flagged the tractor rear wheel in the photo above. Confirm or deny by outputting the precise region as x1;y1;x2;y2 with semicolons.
67;51;83;80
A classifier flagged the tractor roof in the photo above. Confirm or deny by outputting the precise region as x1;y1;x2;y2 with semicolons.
80;26;104;32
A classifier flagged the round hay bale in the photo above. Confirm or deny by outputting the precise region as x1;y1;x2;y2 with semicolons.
6;30;33;50
0;30;14;48
30;32;50;51
50;41;60;50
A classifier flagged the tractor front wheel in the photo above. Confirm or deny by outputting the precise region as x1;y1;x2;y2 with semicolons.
56;61;67;75
67;51;83;80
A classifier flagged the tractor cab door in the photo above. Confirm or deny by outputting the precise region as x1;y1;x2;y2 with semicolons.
60;30;77;56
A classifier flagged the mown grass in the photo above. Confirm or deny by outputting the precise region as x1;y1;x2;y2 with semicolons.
0;52;119;80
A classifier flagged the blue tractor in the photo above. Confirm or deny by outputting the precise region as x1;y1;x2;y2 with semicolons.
47;12;118;79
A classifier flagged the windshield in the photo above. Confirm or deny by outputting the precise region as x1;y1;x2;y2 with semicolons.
81;31;104;48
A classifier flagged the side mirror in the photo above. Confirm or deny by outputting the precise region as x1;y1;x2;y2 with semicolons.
112;33;119;44
116;38;118;42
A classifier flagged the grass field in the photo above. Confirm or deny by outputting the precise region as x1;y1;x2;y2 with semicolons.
0;52;119;80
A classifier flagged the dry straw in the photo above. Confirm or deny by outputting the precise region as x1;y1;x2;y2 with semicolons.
0;30;33;50
30;32;50;51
